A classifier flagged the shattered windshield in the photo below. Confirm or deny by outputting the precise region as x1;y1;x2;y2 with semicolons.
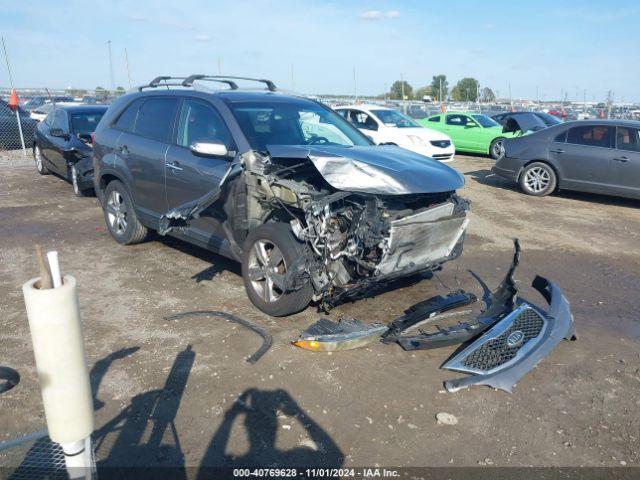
371;109;419;128
228;100;372;152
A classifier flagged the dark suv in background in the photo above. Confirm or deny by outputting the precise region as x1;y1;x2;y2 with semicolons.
92;75;470;316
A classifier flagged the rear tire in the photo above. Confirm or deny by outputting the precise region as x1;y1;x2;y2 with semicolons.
34;145;49;175
518;162;557;196
242;223;313;316
489;138;505;160
103;180;148;244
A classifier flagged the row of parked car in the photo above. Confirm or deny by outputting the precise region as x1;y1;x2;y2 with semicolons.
27;75;639;316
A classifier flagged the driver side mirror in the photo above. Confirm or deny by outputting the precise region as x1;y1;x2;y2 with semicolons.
50;128;70;140
190;141;234;159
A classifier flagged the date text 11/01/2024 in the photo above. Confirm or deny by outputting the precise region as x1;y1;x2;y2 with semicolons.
233;468;400;477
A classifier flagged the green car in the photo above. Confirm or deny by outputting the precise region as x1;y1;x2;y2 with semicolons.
419;112;520;159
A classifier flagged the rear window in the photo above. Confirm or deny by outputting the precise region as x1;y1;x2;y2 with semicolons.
133;98;178;142
566;125;614;148
114;99;142;132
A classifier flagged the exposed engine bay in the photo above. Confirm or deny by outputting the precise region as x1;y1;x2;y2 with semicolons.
159;144;470;309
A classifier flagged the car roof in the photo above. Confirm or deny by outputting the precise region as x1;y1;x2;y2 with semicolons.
560;119;640;128
56;104;109;113
335;104;393;111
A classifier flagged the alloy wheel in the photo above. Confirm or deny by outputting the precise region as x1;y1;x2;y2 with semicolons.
524;167;551;193
106;190;128;235
71;165;79;195
35;146;43;172
247;240;287;303
492;140;504;159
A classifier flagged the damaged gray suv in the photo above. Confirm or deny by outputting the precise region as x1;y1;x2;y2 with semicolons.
93;75;470;316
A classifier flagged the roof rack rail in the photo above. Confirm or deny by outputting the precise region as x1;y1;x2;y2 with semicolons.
188;75;277;92
140;75;277;92
182;75;239;89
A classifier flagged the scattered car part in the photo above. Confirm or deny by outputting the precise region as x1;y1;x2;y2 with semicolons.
294;318;388;352
0;367;20;395
395;239;521;350
442;275;577;393
380;290;477;343
165;310;272;364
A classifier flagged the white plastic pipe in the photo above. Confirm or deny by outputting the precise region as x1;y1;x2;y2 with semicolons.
22;275;94;444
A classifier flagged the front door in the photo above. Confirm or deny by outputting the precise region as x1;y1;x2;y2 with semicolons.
612;126;640;198
164;98;236;241
444;114;473;150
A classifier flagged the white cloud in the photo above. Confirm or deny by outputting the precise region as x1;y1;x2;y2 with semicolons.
361;10;400;20
194;34;211;42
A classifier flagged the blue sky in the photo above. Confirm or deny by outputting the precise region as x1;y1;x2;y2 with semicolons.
2;0;639;101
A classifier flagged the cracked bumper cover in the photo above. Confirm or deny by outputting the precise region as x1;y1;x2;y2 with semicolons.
442;275;577;393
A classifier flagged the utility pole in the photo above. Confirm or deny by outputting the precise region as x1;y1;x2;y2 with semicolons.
107;40;115;93
353;68;357;102
536;85;539;106
508;83;513;111
124;48;132;89
2;36;26;157
400;73;405;113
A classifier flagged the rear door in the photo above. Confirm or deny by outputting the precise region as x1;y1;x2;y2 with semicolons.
612;125;640;198
116;96;179;218
349;109;382;143
551;124;615;193
164;97;236;242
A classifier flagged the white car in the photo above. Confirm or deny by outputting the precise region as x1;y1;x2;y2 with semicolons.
30;102;81;122
336;105;455;162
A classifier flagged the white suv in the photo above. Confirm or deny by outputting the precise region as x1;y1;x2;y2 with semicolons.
336;104;455;162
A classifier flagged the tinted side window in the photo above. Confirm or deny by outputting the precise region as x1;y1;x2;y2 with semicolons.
616;126;640;152
52;110;68;131
350;111;377;130
177;99;233;148
554;130;567;143
446;114;467;126
566;125;614;148
133;98;179;143
336;109;349;119
114;98;143;132
428;115;440;122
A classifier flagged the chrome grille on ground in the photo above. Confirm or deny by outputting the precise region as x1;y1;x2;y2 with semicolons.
462;308;545;372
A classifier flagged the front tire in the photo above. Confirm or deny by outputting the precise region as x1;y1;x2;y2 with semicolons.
489;138;505;160
34;145;49;175
241;223;313;316
70;164;92;197
519;162;557;196
102;180;148;244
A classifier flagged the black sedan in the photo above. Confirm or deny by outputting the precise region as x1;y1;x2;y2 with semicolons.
0;99;38;150
33;105;108;196
493;120;640;199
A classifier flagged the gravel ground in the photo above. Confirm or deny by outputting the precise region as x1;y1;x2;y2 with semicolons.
1;149;639;471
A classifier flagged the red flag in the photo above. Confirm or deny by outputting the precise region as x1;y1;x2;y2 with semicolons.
8;89;19;110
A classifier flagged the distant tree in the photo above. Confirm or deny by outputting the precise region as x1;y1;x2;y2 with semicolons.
430;75;448;101
451;77;479;102
65;88;87;97
415;85;433;101
95;86;107;99
389;80;413;100
114;86;126;96
482;87;496;102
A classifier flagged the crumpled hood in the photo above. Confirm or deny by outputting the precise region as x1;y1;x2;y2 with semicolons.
266;145;464;195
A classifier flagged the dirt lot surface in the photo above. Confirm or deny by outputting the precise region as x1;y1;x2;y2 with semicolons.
1;150;639;471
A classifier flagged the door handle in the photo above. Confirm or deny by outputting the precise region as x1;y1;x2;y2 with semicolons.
167;161;183;172
550;149;564;154
119;145;129;157
613;156;629;163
